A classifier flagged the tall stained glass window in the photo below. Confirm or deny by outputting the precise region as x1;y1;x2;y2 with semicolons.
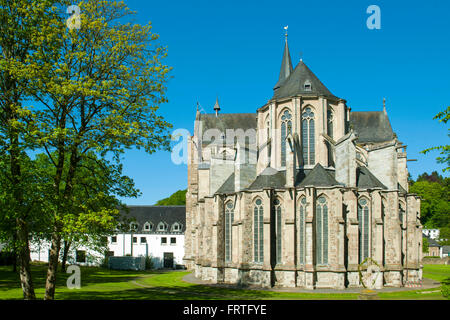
280;110;292;167
274;199;282;264
358;198;370;263
254;199;264;263
299;197;307;264
316;196;328;265
302;107;315;166
225;201;234;262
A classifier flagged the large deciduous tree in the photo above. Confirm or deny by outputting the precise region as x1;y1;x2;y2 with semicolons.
0;0;63;300
24;0;171;300
3;0;172;300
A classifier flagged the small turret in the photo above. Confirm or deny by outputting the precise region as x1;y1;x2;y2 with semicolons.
214;96;220;116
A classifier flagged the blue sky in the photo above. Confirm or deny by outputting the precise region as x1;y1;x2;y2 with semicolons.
119;0;450;205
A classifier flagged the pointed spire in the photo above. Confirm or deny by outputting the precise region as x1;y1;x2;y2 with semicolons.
274;26;293;90
214;96;220;117
383;97;386;113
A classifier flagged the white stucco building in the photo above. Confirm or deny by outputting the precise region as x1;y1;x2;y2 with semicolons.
29;205;186;269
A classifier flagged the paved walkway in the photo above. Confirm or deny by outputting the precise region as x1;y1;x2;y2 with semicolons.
183;273;441;294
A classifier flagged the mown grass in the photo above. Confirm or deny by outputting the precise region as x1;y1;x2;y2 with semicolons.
0;263;448;300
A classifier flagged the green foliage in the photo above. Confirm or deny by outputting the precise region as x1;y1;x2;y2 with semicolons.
410;175;450;228
442;280;450;299
421;106;450;172
423;237;429;253
155;189;187;206
1;0;173;299
145;255;154;270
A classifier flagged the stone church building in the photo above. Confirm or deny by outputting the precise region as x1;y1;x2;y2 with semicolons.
184;35;423;289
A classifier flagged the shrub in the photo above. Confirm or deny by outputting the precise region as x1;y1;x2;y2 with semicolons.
441;279;450;299
145;255;154;270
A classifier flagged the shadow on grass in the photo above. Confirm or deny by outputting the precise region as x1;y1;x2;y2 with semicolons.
55;284;279;300
0;264;160;294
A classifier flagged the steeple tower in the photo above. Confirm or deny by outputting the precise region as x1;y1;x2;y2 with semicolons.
274;26;293;90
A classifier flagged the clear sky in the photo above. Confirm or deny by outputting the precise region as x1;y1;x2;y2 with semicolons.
118;0;450;205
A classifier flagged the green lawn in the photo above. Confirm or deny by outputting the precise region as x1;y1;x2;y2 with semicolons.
0;263;448;300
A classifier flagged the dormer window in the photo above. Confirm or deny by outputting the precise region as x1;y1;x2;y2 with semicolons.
172;222;181;232
304;80;312;91
143;222;153;232
130;222;138;232
157;222;168;232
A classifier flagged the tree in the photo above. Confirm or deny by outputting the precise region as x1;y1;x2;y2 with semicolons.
422;237;429;253
155;189;187;206
410;180;449;228
4;0;172;300
439;226;450;246
422;106;450;172
29;152;140;272
0;0;63;299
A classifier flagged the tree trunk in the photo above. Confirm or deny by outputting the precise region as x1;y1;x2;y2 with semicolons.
9;122;35;299
61;240;72;272
44;230;61;300
12;232;17;273
16;218;36;300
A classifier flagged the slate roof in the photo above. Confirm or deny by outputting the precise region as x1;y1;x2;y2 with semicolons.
199;113;257;135
119;206;186;234
247;167;286;190
425;236;441;248
398;183;407;194
350;111;395;143
216;173;235;194
356;166;387;189
273;39;293;90
273;61;338;100
296;163;341;187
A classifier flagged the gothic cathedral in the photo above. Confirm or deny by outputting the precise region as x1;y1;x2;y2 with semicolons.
184;35;423;289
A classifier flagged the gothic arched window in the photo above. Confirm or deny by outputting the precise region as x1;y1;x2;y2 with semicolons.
274;199;282;264
327;109;334;167
316;196;328;265
299;197;307;264
225;201;234;262
280;110;292;167
358;198;370;263
302;107;315;166
253;199;264;263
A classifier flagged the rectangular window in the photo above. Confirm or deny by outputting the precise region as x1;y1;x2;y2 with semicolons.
111;236;117;243
76;250;86;263
141;237;147;244
170;237;176;245
161;237;167;245
133;237;137;243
